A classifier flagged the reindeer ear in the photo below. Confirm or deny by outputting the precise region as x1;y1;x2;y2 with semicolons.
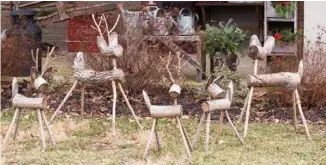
42;67;53;80
162;75;173;87
205;75;216;89
30;67;38;82
176;75;185;87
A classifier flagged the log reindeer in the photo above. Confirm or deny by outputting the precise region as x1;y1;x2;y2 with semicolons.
49;12;142;136
238;35;311;140
3;48;56;151
142;52;192;160
191;76;244;153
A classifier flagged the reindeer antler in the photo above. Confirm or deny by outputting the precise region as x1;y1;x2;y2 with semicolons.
42;47;56;75
160;51;174;83
91;13;121;45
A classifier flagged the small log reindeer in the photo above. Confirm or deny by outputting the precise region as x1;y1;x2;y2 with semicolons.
49;12;142;136
3;47;56;151
238;35;311;140
142;52;192;160
191;76;244;153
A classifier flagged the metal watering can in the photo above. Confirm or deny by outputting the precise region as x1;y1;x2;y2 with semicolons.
148;8;175;36
177;8;199;36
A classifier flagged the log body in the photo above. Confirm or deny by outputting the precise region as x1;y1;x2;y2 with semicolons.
248;72;301;89
73;69;125;83
149;105;183;118
202;99;231;112
12;94;47;109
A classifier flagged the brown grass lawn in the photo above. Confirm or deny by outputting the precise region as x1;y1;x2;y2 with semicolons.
1;109;326;165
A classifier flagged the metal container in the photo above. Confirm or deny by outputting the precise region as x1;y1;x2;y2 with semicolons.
149;8;172;36
177;8;199;36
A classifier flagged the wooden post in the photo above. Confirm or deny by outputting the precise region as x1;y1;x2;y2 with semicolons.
225;110;244;144
111;81;117;135
205;112;211;152
177;117;191;158
13;108;21;140
191;113;206;149
238;94;249;124
292;90;297;130
37;109;46;151
49;80;78;124
3;108;20;147
294;89;311;140
41;110;55;146
143;119;156;160
117;82;143;131
215;111;224;144
81;83;85;119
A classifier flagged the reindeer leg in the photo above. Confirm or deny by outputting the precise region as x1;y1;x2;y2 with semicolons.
191;112;206;149
41;110;55;146
292;90;298;131
179;118;192;151
225;110;244;144
177;117;191;158
215;111;224;144
205;112;211;152
143;119;156;160
244;86;254;138
117;82;143;131
49;80;78;124
81;83;85;120
111;81;117;136
295;89;311;140
238;93;249;124
13;108;21;140
37;109;46;151
3;108;20;147
154;119;161;151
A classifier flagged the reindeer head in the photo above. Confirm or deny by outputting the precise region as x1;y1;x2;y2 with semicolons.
205;75;225;98
30;47;56;94
91;13;123;57
160;52;187;98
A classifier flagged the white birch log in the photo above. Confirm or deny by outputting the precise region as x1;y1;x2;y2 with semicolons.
73;52;85;70
96;34;123;57
247;72;301;89
33;76;49;92
207;83;224;98
202;99;231;112
169;84;181;98
149;105;183;118
73;69;125;83
12;94;47;109
12;77;18;98
247;35;275;60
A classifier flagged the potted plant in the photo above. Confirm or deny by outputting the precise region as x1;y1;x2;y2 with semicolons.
272;28;301;48
271;1;296;18
205;18;247;71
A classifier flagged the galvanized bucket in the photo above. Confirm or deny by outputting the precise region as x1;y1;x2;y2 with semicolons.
177;8;199;36
148;8;172;36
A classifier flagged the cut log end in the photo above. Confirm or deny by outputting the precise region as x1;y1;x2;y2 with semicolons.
150;105;182;118
202;99;231;112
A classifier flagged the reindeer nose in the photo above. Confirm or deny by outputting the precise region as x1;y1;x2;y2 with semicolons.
169;84;181;98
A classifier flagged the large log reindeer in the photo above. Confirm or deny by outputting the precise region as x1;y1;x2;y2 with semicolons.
3;48;56;151
142;52;192;160
238;35;311;140
191;76;244;153
49;13;142;136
